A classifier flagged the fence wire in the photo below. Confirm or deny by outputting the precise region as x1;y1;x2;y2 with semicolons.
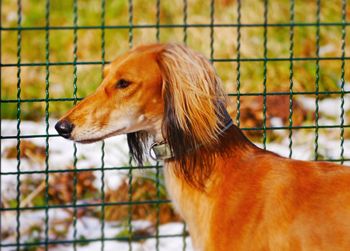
1;0;349;250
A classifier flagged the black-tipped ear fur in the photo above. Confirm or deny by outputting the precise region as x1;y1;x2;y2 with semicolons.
127;132;149;166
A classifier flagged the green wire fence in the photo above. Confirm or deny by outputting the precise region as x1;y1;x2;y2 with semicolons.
1;0;349;250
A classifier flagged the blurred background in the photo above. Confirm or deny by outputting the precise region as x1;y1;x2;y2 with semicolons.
2;0;350;120
1;0;350;250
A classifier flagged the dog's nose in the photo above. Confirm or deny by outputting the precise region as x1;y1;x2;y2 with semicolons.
55;119;74;139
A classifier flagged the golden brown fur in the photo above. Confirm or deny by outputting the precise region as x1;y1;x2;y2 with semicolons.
56;43;350;251
158;44;226;145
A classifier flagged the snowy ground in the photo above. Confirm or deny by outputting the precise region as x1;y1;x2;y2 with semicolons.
1;119;130;200
2;210;192;251
1;119;192;251
1;95;349;250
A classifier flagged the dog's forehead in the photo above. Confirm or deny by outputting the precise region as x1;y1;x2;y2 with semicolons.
112;44;164;66
108;46;163;79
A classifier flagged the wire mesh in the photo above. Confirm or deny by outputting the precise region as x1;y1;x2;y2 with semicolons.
1;0;349;250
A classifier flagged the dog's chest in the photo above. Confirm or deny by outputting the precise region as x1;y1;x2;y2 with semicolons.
163;163;213;251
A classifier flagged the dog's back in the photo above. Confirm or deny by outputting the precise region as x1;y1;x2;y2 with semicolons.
208;149;350;251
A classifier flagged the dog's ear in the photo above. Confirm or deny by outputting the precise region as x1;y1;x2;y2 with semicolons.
157;44;227;187
157;44;226;150
103;64;111;78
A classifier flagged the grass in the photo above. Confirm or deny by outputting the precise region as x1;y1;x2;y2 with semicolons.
1;0;350;120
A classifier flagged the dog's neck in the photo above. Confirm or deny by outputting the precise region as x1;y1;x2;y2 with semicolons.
148;107;255;162
160;118;257;250
149;120;164;143
150;121;235;161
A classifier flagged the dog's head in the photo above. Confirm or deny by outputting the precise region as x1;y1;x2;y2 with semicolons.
56;43;227;186
55;44;165;143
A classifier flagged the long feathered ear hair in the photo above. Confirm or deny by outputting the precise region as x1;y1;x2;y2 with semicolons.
157;43;228;188
127;43;228;188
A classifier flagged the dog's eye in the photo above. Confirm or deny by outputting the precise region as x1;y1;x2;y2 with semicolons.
116;79;131;89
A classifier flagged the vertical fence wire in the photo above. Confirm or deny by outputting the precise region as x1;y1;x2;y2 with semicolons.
127;1;134;250
0;0;2;245
182;2;188;249
288;0;295;158
262;0;268;149
100;0;106;250
156;0;160;42
44;0;50;250
183;0;188;44
314;0;321;160
339;0;347;164
155;1;161;250
236;0;242;127
72;0;79;250
128;0;134;49
15;0;22;250
210;0;215;61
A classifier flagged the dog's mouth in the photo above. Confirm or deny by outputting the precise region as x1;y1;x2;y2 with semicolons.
74;127;126;144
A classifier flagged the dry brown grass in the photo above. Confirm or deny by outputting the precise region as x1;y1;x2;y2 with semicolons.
105;177;180;225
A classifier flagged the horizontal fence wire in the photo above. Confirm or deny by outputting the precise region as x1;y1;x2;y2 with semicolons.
1;199;172;212
2;124;350;140
1;233;184;249
2;90;350;104
1;56;350;67
0;165;163;175
1;0;349;250
2;22;350;31
0;152;349;176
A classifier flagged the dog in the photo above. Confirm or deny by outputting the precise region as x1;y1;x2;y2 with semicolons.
56;43;350;251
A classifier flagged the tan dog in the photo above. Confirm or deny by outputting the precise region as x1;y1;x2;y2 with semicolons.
56;43;350;251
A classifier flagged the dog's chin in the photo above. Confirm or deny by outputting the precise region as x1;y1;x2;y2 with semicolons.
75;138;103;144
73;127;126;144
